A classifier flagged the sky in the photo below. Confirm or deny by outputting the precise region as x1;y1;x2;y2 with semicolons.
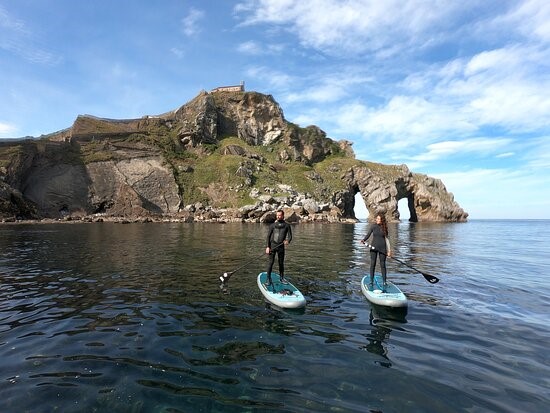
1;0;549;219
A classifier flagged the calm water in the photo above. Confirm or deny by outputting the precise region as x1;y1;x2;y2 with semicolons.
0;220;549;412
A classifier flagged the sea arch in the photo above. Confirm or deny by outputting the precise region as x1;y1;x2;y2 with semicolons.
348;165;467;222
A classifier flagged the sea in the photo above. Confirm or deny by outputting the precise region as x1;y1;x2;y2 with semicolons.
0;220;548;413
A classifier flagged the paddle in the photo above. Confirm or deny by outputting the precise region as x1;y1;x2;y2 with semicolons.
219;242;285;284
362;242;440;284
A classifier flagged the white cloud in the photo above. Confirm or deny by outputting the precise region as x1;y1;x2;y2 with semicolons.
324;42;549;156
182;8;204;37
0;5;60;65
468;83;550;130
437;167;550;219
401;46;550;130
238;40;262;54
496;152;515;158
496;0;550;42
524;136;550;170
287;84;346;103
235;0;468;56
291;113;318;127
285;81;349;104
464;48;521;77
332;97;476;146
245;66;294;88
0;6;27;34
411;138;513;162
170;47;185;58
0;121;17;137
237;40;284;55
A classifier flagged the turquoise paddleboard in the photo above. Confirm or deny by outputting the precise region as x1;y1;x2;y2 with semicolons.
361;275;408;308
257;272;306;309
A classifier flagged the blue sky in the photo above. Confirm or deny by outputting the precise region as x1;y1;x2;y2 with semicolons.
1;0;549;219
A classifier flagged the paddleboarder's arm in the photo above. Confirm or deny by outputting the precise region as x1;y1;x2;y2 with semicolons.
361;225;374;244
284;222;292;245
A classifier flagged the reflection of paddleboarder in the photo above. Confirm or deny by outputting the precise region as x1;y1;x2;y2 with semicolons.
364;306;407;366
360;213;392;291
364;309;393;367
265;210;292;289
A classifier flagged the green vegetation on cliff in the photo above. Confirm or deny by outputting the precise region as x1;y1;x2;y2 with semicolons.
0;90;468;222
0;130;362;210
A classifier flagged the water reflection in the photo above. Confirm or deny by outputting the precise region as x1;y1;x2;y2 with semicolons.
1;221;549;412
391;222;462;277
360;305;408;368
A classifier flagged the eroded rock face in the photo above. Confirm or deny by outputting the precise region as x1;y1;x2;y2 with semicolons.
172;91;219;146
86;158;181;216
409;172;468;222
2;142;91;217
232;93;286;146
169;91;341;164
0;140;181;219
21;163;90;216
0;181;39;220
347;164;468;222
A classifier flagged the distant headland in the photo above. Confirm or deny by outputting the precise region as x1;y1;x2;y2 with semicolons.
0;87;467;224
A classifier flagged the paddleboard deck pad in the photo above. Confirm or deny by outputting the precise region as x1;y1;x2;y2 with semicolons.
361;275;408;308
257;272;306;309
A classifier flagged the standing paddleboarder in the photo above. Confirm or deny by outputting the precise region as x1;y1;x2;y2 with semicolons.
265;210;293;289
361;212;392;292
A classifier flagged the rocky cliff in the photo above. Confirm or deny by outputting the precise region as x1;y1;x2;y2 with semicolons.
0;90;468;223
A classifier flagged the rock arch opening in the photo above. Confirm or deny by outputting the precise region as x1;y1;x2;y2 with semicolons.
353;187;419;222
354;191;368;219
397;198;410;221
346;165;467;222
397;195;418;222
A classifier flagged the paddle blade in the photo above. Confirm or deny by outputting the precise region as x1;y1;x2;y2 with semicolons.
422;272;439;284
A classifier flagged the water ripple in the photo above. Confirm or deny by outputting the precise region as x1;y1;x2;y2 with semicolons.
1;222;549;412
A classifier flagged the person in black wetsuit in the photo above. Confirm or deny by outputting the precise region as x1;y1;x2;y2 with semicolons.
360;213;392;291
265;210;293;289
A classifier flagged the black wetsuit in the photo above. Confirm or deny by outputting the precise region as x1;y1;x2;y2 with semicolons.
362;224;388;285
266;219;293;283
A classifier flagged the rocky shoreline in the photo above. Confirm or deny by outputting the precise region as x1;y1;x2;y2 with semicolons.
0;202;358;225
1;182;361;225
0;213;358;225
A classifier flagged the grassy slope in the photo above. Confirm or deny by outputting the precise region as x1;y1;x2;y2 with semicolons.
172;136;364;208
0;128;366;210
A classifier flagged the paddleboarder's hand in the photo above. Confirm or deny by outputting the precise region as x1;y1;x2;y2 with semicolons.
360;240;365;244
265;247;271;254
283;240;289;246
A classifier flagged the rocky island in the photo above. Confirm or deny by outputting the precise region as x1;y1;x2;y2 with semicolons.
0;89;467;223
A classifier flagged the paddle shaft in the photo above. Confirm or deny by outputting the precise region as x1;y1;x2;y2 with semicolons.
220;242;285;283
363;242;439;284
